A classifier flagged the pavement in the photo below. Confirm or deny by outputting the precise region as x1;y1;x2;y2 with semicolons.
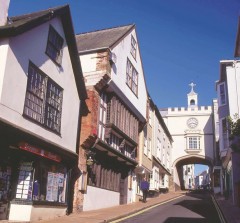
3;191;240;223
214;193;240;223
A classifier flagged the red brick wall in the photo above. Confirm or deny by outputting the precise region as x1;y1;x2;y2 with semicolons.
73;88;100;212
80;89;99;143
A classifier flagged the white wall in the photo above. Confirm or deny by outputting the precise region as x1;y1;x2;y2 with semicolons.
163;109;214;164
226;62;240;117
83;186;119;211
111;29;147;120
0;18;80;152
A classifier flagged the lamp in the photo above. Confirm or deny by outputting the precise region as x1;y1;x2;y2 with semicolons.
86;151;96;166
86;156;94;166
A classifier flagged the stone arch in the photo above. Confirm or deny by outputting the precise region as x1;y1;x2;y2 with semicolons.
171;155;213;191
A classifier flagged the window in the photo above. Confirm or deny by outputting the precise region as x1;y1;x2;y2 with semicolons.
98;92;107;140
149;106;152;126
222;118;230;148
157;138;161;160
143;127;147;155
218;83;226;106
126;58;138;96
16;159;67;204
24;62;63;134
188;137;200;150
33;160;67;203
148;138;152;159
161;174;164;186
46;25;64;65
130;35;137;59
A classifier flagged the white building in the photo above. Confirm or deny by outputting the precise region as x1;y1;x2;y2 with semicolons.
216;59;240;205
160;83;216;191
183;164;195;189
0;4;87;221
75;24;148;211
148;96;172;195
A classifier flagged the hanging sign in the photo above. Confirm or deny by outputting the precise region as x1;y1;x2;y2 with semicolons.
18;142;61;162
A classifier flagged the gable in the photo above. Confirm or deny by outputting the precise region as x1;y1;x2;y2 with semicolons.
109;27;148;120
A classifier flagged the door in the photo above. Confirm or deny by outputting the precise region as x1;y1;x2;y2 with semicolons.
120;171;128;205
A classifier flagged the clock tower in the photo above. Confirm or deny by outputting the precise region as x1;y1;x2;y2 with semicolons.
187;82;198;108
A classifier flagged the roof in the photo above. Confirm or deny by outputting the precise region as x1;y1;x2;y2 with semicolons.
0;5;87;101
75;24;135;53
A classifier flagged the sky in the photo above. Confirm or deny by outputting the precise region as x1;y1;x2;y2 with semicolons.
8;0;240;109
8;1;240;175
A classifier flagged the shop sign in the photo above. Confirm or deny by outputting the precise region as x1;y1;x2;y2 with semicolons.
18;142;61;162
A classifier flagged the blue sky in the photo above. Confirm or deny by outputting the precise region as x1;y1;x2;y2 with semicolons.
9;0;240;108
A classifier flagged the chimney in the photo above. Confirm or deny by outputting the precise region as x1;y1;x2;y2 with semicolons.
0;0;10;26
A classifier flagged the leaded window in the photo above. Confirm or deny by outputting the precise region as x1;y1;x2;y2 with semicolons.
23;62;63;134
98;92;107;140
130;35;137;59
46;25;64;66
126;58;138;96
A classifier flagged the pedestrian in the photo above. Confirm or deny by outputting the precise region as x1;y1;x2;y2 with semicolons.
140;177;149;203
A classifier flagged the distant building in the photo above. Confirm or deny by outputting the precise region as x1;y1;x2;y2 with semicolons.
195;169;211;189
183;164;195;189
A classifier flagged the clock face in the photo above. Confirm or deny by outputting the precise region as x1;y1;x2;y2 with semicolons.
187;118;198;128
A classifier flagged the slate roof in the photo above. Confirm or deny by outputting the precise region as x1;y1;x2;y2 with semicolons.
76;24;135;53
0;5;87;101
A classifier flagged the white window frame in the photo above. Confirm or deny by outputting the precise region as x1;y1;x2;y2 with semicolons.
148;138;152;159
143;127;148;155
98;92;107;140
130;35;137;59
187;136;200;150
218;82;226;106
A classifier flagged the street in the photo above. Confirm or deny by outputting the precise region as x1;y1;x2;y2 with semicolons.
112;191;224;223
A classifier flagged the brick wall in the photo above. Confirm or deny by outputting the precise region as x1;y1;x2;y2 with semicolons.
73;88;100;212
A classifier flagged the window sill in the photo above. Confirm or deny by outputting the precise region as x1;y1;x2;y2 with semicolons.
185;149;201;154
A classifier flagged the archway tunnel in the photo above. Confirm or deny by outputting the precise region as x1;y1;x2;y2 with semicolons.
173;156;213;191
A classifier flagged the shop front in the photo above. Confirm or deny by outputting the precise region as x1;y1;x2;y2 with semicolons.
0;126;78;222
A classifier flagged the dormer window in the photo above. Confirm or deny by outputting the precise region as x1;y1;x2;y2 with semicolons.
130;35;137;59
46;25;64;66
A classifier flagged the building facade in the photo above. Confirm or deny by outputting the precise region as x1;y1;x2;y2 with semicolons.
74;24;148;211
160;83;216;191
0;4;87;222
183;164;195;189
216;59;240;205
151;99;172;194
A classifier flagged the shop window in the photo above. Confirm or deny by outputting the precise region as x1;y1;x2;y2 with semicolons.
33;160;67;203
15;160;67;204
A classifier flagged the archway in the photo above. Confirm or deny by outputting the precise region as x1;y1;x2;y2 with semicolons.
171;155;213;191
